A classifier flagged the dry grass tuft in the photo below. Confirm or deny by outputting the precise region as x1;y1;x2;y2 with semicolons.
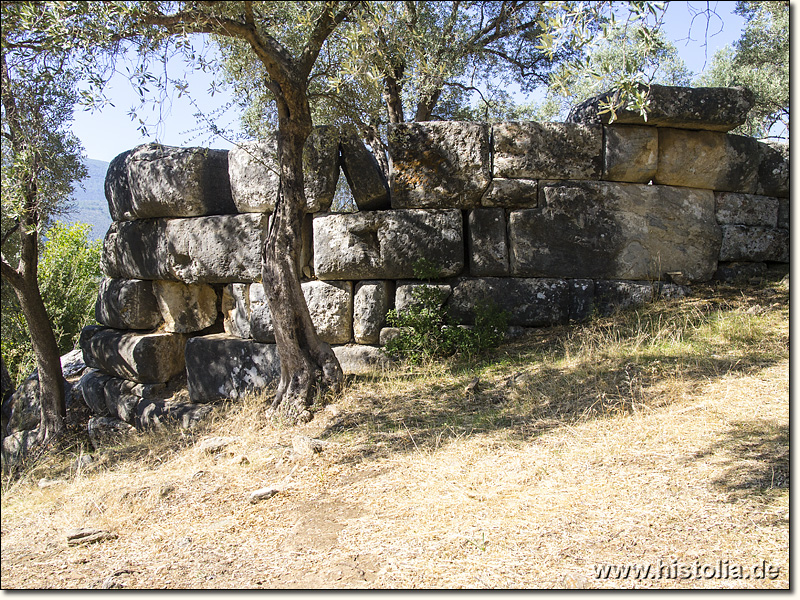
1;276;789;589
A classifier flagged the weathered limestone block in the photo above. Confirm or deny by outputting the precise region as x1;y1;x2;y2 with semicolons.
388;122;490;208
594;280;655;316
165;214;269;284
448;277;571;327
227;127;340;213
468;208;509;276
247;283;274;343
104;150;134;221
509;181;721;282
756;141;789;198
101;214;269;283
339;128;390;211
95;278;162;330
222;283;251;339
152;281;218;333
569;279;595;322
103;377;139;423
394;282;452;312
655;129;760;193
715;192;779;227
603;125;658;183
135;398;212;430
101;219;171;280
78;369;113;416
353;281;392;344
302;280;353;344
314;210;464;280
126;144;235;218
379;327;411;346
5;371;78;434
185;334;281;403
568;85;755;132
719;225;789;262
713;262;767;283
777;198;789;230
481;178;538;208
333;345;391;375
80;327;188;384
493;122;602;180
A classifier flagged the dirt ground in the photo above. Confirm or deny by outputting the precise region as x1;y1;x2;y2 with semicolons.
0;355;788;589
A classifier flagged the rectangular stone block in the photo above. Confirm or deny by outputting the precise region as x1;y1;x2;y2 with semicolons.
509;181;721;282
756;141;789;198
126;144;235;219
95;278;162;330
447;277;570;327
720;225;789;262
333;345;391;375
102;214;270;283
468;208;509;276
313;210;464;280
568;85;755;132
80;327;188;384
394;281;452;312
594;280;655;316
388;122;490;208
715;192;779;227
481;178;538;208
185;334;281;403
353;281;393;344
603;125;658;183
493;122;602;180
153;281;219;333
655;129;760;193
221;283;251;339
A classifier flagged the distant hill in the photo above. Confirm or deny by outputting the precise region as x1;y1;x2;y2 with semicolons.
64;158;111;241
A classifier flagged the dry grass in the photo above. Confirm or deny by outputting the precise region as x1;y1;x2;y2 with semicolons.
0;276;789;589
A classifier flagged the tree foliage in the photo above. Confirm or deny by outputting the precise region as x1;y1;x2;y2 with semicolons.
697;1;788;139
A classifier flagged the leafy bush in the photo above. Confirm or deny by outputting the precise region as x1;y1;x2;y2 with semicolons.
383;260;508;364
1;222;102;385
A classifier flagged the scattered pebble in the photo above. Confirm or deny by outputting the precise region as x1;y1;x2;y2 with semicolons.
249;487;280;503
66;527;118;546
197;436;240;454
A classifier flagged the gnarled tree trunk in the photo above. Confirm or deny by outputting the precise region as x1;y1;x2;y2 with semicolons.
261;86;343;421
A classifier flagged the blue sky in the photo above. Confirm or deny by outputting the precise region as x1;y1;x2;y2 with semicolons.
71;1;747;163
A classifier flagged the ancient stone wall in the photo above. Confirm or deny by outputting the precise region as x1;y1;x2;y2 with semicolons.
77;85;789;428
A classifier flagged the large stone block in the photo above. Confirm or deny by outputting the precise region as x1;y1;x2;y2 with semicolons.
447;277;570;327
508;181;721;282
153;281;219;333
468;208;509;276
185;334;281;403
394;281;452;312
481;178;538;208
104;150;134;221
314;209;464;280
247;283;274;343
102;214;269;283
333;345;392;375
603;125;658;183
388;122;490;208
756;141;789;198
302;281;353;344
95;278;162;330
715;192;779;227
227;127;340;213
78;369;113;417
655;129;760;193
353;281;392;344
493;122;602;180
594;280;655;316
80;327;188;384
135;399;212;430
568;85;755;132
126;144;235;218
339;128;390;211
719;225;789;262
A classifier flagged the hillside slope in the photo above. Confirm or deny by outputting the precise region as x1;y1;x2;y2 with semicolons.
63;158;110;241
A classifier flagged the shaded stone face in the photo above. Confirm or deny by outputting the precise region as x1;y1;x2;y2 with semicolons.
715;192;779;228
568;85;755;132
467;208;509;276
508;181;721;283
655;129;760;193
185;334;281;404
603;125;658;183
481;178;538;208
152;281;219;333
719;225;789;262
313;210;464;280
447;277;571;327
388;122;491;208
339;128;390;211
493;122;602;180
353;281;393;345
227;127;340;214
80;327;188;384
104;150;134;221
126;144;235;219
756;141;789;198
95;278;162;330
